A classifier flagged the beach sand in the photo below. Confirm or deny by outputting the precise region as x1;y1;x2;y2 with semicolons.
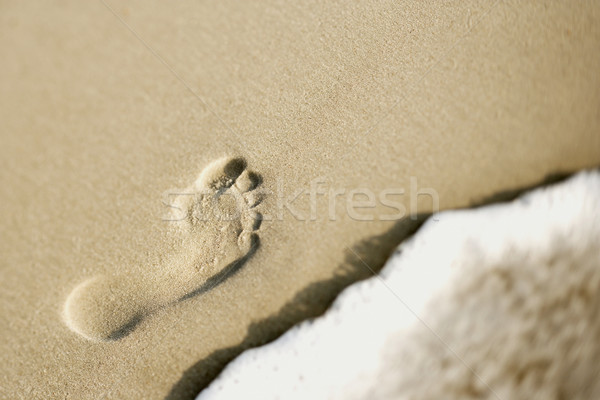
1;1;599;398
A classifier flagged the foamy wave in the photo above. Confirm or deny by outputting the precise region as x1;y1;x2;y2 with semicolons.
199;169;600;400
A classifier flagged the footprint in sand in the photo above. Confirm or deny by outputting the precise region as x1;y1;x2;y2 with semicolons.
63;157;263;341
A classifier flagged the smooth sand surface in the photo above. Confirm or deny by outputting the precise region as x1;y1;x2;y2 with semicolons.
1;1;599;398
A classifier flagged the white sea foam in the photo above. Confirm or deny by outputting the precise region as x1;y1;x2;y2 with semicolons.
199;169;600;400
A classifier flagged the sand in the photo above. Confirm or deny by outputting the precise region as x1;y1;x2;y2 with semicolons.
63;157;263;341
199;170;600;399
1;1;599;399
